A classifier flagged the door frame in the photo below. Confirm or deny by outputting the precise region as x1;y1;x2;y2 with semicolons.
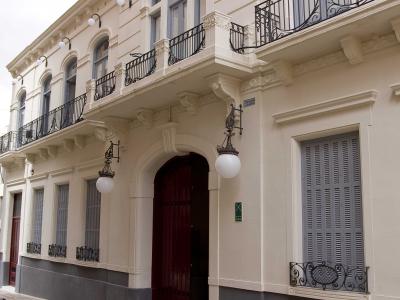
128;134;220;300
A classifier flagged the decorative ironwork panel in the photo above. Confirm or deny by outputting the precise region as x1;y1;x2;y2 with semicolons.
290;261;369;293
255;0;375;46
17;93;87;147
27;242;41;255
76;246;99;262
48;244;67;258
0;131;17;154
168;24;205;65
125;49;157;86
94;71;116;101
230;22;245;54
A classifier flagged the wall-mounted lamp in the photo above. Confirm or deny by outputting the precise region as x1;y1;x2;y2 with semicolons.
215;104;243;179
88;13;102;28
59;37;72;50
116;0;132;8
96;141;120;193
36;55;48;67
17;74;24;85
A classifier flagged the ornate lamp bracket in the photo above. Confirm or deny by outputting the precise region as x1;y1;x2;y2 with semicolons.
217;104;243;155
99;141;120;178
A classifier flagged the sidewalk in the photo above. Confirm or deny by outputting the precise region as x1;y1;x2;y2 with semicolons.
0;287;45;300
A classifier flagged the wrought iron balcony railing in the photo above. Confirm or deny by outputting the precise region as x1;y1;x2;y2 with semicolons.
255;0;375;46
0;131;18;154
48;244;67;258
169;23;205;66
76;246;99;262
94;71;116;101
125;49;157;86
18;93;87;147
290;261;369;294
27;242;41;255
230;22;246;54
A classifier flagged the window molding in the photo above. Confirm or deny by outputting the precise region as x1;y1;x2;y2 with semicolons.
273;90;377;124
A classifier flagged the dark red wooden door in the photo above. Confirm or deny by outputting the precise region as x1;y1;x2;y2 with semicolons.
9;193;22;286
152;154;209;300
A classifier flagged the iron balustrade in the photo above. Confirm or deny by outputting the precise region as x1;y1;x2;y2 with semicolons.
0;132;17;154
168;24;205;65
27;242;41;255
17;94;87;147
290;261;369;293
230;22;246;54
76;246;99;262
94;71;116;101
48;244;67;258
255;0;375;46
125;49;157;86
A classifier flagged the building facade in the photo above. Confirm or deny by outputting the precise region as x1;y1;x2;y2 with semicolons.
0;0;399;299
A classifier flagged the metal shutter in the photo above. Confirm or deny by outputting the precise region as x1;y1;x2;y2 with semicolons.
32;189;44;244
56;184;69;246
85;179;101;249
301;132;364;268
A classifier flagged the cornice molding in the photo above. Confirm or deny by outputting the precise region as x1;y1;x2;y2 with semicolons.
273;90;377;124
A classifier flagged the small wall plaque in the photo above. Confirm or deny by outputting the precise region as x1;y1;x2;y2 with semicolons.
243;98;256;108
235;202;243;222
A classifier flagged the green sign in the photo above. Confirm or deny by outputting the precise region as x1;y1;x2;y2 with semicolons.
235;202;242;222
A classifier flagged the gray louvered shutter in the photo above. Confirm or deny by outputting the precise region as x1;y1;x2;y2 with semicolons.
301;132;364;268
32;189;44;244
85;179;101;249
56;184;69;246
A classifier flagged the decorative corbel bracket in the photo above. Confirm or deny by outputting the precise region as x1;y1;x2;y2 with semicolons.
39;148;49;160
271;60;293;86
340;35;364;65
178;92;200;115
74;135;86;150
94;127;108;142
391;17;400;43
63;139;75;153
14;157;26;168
158;122;180;154
136;109;154;129
207;73;241;109
26;153;36;164
47;146;58;159
390;83;400;97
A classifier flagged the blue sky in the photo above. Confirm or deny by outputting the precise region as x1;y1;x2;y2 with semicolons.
0;0;78;134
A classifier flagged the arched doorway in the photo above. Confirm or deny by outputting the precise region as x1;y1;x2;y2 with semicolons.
152;153;209;300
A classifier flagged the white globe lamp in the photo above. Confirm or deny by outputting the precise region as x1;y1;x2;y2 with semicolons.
96;176;115;194
116;0;126;6
58;41;66;49
88;17;96;26
215;153;241;178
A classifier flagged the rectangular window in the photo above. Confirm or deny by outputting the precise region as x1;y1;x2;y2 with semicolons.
31;189;44;244
301;132;364;268
56;184;69;246
151;13;161;48
85;179;101;249
169;0;186;38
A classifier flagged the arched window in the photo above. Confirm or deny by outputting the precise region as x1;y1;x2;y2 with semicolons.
42;75;52;134
18;91;26;130
93;38;109;79
65;58;77;103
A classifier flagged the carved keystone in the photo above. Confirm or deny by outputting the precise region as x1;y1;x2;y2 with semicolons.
340;36;364;65
158;122;179;154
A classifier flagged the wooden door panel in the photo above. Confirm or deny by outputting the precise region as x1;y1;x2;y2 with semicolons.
152;154;208;300
9;193;22;286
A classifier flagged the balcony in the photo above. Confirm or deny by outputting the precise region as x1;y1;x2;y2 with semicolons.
76;246;99;262
18;93;87;147
290;261;369;294
48;244;67;258
254;0;400;63
27;242;41;255
0;132;18;155
86;11;254;121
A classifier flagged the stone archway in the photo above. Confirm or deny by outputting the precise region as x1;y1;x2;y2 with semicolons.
128;134;220;300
